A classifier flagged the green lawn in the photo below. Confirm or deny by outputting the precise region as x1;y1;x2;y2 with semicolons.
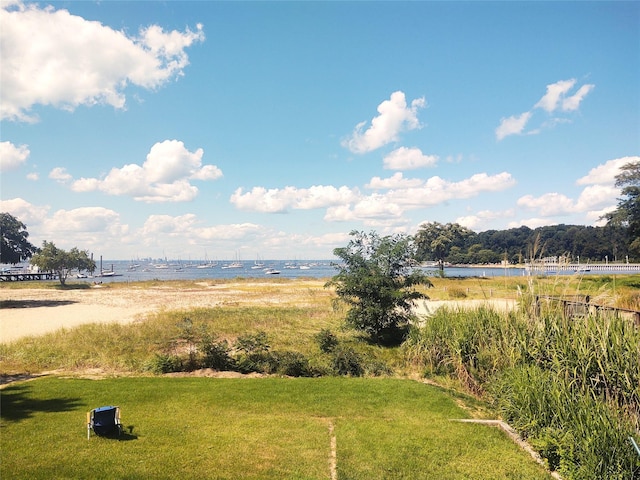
1;376;552;479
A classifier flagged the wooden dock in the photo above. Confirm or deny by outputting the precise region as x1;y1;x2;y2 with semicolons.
0;271;58;282
525;262;640;273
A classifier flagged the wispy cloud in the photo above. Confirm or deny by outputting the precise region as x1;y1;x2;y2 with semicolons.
496;78;594;140
342;91;426;153
495;112;532;141
1;1;204;122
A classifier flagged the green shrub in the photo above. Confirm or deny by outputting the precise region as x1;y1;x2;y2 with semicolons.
235;330;270;355
234;331;275;374
200;338;234;370
147;353;183;374
315;328;338;353
272;350;315;377
364;360;393;377
331;345;364;376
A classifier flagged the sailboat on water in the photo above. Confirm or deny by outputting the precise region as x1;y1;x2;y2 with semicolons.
221;252;243;269
197;252;217;268
251;254;265;269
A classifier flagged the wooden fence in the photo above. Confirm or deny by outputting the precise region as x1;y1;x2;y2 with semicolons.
535;295;640;326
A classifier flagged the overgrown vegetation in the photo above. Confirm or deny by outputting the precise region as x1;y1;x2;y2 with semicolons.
404;291;640;479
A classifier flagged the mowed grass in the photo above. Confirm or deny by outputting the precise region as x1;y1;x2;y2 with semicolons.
1;376;552;480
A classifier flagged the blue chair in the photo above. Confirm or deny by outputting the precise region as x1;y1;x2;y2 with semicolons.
87;406;122;439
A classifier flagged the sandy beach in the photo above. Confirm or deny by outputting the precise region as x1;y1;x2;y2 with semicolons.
0;282;517;343
0;282;304;343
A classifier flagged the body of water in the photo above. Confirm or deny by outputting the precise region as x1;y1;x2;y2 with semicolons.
4;260;638;284
71;260;635;284
84;260;535;284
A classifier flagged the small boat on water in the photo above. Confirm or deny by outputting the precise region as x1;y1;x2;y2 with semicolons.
197;262;217;269
222;262;243;269
264;268;280;275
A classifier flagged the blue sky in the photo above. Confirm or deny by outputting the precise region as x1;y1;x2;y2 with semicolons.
1;1;639;261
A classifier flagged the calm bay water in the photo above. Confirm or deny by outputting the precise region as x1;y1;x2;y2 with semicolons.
4;260;635;284
83;260;532;284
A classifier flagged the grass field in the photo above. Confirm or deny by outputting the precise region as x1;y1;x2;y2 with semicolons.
2;274;639;478
1;376;553;479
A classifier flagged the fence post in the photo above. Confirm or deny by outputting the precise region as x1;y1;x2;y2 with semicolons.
630;436;640;458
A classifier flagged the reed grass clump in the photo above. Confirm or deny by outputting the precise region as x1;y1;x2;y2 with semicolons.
404;297;640;479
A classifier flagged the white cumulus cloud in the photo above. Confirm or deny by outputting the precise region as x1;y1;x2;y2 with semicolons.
325;171;516;227
230;185;358;213
233;171;515;229
48;207;125;235
342;91;426;153
69;140;221;203
0;197;50;226
366;172;424;190
517;193;576;217
576;156;638;186
515;157;631;221
49;167;72;183
0;141;30;172
1;1;204;122
456;209;515;230
383;147;438;170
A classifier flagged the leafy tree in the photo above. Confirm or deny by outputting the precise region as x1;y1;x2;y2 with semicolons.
604;159;640;260
30;241;96;286
327;231;432;345
0;213;38;264
414;222;475;271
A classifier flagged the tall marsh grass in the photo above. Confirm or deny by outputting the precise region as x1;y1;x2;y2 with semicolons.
404;297;640;479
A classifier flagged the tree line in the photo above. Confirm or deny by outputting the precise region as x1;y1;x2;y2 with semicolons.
414;222;631;266
415;159;640;265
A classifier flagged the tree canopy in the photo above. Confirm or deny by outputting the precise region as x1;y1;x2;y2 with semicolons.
412;222;631;265
30;241;96;285
414;222;475;269
327;231;432;345
0;212;38;264
604;159;640;259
